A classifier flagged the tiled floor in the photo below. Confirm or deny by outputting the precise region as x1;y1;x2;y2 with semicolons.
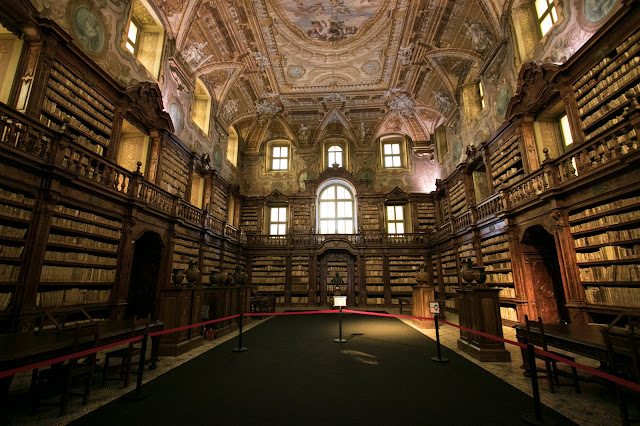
3;309;623;425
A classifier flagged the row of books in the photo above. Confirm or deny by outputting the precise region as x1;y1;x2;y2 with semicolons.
492;155;522;178
489;135;519;166
580;92;630;126
389;277;417;284
442;261;457;269
54;205;120;228
36;288;111;308
0;188;34;206
290;296;308;304
584;286;640;308
577;55;640;108
0;292;12;310
366;298;386;304
442;276;459;284
47;78;113;123
390;286;413;292
250;277;286;284
43;250;117;265
579;264;640;282
0;264;19;281
0;244;23;257
483;253;511;263
0;225;27;239
485;262;512;271
48;233;118;252
445;299;456;308
500;306;518;322
482;234;508;247
51;62;115;110
486;272;513;283
576;244;640;262
574;227;640;248
569;194;640;222
40;265;116;282
253;285;285;291
0;203;27;222
574;29;640;89
51;217;121;239
570;209;640;233
584;106;626;140
43;93;111;136
493;287;516;298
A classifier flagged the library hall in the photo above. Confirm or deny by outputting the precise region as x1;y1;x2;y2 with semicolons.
0;0;639;424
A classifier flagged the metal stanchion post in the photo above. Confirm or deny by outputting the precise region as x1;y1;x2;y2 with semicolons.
233;312;248;352
522;342;547;425
334;306;346;343
125;332;148;400
430;314;448;363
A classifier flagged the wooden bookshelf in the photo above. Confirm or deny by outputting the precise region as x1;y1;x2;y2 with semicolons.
160;145;189;197
0;185;34;310
439;248;458;312
251;256;286;295
573;27;640;141
291;256;309;304
364;256;384;305
360;202;380;232
39;61;114;155
481;233;518;321
240;203;259;232
292;204;311;232
489;134;523;190
449;180;467;216
388;255;422;302
210;181;228;221
42;203;121;293
569;192;640;312
415;201;436;231
172;236;199;273
202;244;220;282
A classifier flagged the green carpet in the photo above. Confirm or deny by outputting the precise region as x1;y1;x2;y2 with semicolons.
73;313;576;425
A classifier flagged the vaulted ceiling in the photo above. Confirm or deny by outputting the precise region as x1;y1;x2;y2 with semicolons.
152;0;505;145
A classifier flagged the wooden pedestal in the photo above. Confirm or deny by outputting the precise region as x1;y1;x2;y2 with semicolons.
411;285;436;329
157;287;204;356
456;287;511;362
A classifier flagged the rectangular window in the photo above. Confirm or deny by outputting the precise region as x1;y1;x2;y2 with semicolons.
125;20;139;54
535;0;558;36
478;81;485;109
559;114;573;146
270;207;287;235
271;145;289;170
383;142;402;168
386;205;405;234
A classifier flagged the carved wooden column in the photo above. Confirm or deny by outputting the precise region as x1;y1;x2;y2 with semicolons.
520;115;540;174
146;131;162;185
112;214;137;319
552;210;589;324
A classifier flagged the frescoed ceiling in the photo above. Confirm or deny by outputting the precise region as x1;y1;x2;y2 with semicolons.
151;0;504;146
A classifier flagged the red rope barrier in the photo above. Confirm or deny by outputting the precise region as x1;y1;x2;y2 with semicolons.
148;314;241;337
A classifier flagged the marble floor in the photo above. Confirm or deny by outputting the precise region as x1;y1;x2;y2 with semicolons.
3;309;624;425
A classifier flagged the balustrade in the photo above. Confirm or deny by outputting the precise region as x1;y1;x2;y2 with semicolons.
476;192;505;221
1;105;53;160
507;169;551;207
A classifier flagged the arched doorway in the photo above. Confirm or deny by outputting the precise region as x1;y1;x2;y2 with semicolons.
318;250;356;306
126;232;164;319
521;226;568;324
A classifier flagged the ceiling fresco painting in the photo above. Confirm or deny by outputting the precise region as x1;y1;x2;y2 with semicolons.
278;0;381;42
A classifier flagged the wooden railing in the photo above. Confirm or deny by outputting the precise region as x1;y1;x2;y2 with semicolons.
176;199;203;225
475;192;505;221
0;104;54;161
246;232;431;247
452;210;473;232
507;167;551;207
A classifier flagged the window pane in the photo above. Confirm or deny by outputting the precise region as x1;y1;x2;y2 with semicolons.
540;15;553;36
385;156;394;168
128;22;138;43
396;223;405;234
393;156;401;167
535;0;548;18
384;144;393;154
345;220;353;233
270;224;278;235
278;224;286;235
395;206;403;220
280;146;288;156
343;202;352;217
559;114;573;146
279;207;287;219
326;221;336;234
387;205;395;220
281;159;288;169
272;159;279;169
392;144;400;154
388;222;396;234
321;186;335;200
337;202;345;217
273;147;280;157
320;221;329;234
550;6;557;22
125;42;135;54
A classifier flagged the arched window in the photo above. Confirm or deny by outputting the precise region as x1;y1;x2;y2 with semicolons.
318;182;355;234
123;0;165;78
191;78;211;134
327;145;343;167
227;126;238;166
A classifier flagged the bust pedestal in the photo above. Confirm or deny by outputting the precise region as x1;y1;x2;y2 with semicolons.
455;286;511;362
411;284;436;329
